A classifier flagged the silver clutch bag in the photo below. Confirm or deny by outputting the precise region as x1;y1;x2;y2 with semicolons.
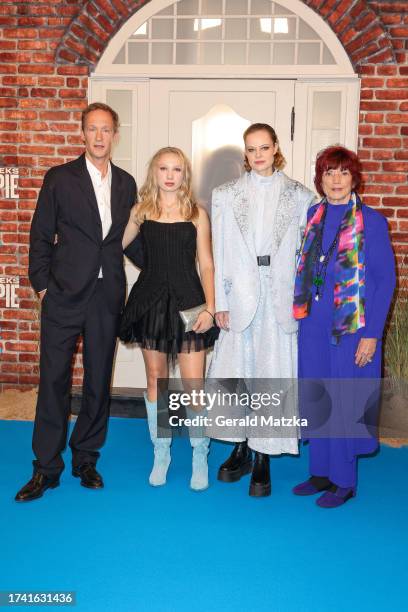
179;303;206;332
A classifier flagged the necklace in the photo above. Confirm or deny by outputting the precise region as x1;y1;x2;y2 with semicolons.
312;207;342;301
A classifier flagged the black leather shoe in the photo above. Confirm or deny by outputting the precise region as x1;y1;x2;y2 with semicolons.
217;441;253;483
72;464;104;489
15;472;60;502
249;451;271;497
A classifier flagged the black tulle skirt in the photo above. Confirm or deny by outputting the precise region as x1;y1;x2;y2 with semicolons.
119;291;219;358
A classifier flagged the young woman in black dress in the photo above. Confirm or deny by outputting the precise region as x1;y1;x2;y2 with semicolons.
121;147;217;491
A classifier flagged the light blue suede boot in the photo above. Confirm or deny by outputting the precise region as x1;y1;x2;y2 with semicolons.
144;392;171;486
189;436;210;491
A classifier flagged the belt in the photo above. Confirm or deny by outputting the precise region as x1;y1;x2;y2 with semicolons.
257;255;270;266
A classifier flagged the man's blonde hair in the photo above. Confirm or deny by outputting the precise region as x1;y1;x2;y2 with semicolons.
81;102;119;133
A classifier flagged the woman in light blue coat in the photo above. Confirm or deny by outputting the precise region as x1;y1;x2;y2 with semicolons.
208;123;315;497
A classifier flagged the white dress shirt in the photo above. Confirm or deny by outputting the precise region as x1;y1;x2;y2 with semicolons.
85;156;112;278
249;169;282;256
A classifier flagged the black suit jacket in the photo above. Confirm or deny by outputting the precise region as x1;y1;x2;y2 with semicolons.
123;228;145;270
29;153;137;314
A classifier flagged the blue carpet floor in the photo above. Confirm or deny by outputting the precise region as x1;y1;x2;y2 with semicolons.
1;418;407;612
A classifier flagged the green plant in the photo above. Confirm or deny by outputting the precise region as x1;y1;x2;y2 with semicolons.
384;256;408;398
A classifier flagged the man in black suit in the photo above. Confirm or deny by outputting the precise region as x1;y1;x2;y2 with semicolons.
15;102;138;501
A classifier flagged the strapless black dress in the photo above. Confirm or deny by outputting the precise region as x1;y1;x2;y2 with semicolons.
119;220;219;357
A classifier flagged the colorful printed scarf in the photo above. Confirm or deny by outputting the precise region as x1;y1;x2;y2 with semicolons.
293;192;365;344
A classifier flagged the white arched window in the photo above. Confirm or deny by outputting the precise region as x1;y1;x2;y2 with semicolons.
96;0;354;77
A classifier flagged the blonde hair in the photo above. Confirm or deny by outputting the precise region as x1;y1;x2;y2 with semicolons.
243;123;286;172
135;147;198;225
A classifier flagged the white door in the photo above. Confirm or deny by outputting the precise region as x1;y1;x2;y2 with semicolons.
150;79;295;208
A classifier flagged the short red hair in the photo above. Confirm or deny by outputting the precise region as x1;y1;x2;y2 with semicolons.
314;146;362;197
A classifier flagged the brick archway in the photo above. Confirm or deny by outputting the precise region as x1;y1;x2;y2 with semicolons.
56;0;395;70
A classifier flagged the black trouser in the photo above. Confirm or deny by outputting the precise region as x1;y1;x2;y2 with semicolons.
32;281;119;476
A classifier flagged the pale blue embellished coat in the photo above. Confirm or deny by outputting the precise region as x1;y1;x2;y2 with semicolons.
211;171;315;334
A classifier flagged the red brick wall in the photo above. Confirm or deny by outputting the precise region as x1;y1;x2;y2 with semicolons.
0;0;407;390
0;1;88;388
362;0;408;272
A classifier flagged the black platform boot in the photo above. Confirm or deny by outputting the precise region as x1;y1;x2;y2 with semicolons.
217;441;253;483
249;451;271;497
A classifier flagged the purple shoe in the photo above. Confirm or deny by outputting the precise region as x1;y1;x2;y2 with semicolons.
292;476;332;496
316;485;356;508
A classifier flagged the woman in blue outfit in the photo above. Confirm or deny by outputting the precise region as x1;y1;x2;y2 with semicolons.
293;145;396;508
